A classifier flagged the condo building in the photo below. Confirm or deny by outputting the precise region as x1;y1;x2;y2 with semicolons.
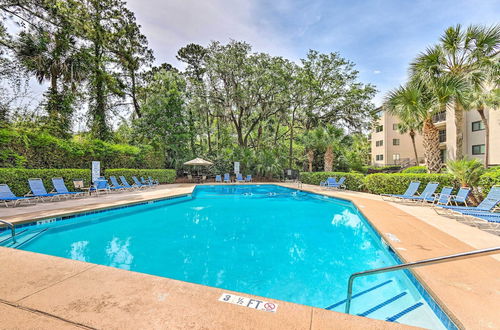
370;106;500;167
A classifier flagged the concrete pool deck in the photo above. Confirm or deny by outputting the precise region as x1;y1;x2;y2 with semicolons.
1;183;499;329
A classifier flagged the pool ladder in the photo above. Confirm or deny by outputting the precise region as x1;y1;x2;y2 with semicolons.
0;219;16;244
344;246;500;314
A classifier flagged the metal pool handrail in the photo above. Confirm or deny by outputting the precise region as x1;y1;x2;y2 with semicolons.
0;219;16;243
344;246;500;314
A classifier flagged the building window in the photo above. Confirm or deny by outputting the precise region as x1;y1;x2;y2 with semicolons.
375;125;383;133
439;129;446;143
440;149;446;163
472;121;485;132
472;144;485;155
393;154;400;162
376;140;383;147
376;154;384;161
392;138;400;146
393;123;399;130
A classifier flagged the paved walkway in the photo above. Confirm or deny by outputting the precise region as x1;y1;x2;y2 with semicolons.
1;183;499;329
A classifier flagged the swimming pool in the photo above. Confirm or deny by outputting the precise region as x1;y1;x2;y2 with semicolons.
2;185;455;329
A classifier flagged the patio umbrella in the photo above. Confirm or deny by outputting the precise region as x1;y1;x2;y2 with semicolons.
183;157;213;166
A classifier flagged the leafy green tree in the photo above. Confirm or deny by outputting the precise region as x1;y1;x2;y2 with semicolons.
108;6;154;119
132;69;189;168
298;50;377;131
344;134;370;172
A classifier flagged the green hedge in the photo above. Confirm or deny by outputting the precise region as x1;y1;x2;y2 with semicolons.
0;168;176;196
104;169;176;185
0;128;164;169
364;173;456;195
0;168;91;196
402;166;427;173
299;172;365;191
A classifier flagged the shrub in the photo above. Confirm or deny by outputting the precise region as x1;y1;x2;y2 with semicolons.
479;170;500;194
0;168;176;196
299;172;365;191
402;166;427;173
104;169;176;184
364;173;456;195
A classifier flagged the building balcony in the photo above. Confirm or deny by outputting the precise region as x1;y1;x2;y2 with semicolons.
432;112;446;124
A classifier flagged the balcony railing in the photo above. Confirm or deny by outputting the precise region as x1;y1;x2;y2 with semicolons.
432;112;446;123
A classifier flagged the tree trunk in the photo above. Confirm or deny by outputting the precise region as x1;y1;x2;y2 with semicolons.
188;107;196;156
307;150;314;172
130;72;141;118
288;109;295;169
324;145;334;172
477;107;489;168
409;130;419;164
455;103;464;159
422;119;441;173
206;108;212;153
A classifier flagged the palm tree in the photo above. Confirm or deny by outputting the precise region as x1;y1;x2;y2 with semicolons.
384;83;442;172
301;129;322;172
384;85;424;165
15;27;87;136
411;24;500;160
320;125;345;172
463;87;500;167
446;158;484;205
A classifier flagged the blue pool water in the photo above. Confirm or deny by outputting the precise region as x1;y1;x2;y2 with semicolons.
4;185;455;329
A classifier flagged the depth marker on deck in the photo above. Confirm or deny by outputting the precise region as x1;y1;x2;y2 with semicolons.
218;293;278;312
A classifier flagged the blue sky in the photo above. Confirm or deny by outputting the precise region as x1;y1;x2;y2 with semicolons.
127;0;499;105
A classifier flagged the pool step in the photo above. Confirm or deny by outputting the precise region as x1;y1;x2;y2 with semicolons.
325;279;444;329
1;228;48;248
0;229;27;244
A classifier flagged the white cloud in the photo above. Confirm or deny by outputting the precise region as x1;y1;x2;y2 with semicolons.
373;70;381;74
126;0;295;66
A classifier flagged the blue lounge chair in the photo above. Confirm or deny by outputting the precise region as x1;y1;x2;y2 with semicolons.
132;176;148;189
467;212;500;224
436;186;500;215
27;178;64;201
407;182;440;203
223;173;231;183
51;178;86;198
109;176;128;190
0;184;35;207
320;177;336;187
215;175;222;183
450;187;471;206
148;176;159;185
141;177;153;187
326;177;346;189
90;179;110;195
236;173;245;182
430;186;454;206
246;175;252;182
119;176;139;189
381;181;420;201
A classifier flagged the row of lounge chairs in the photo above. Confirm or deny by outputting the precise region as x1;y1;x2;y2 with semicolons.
215;174;252;183
382;180;500;228
319;177;346;189
0;176;159;207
